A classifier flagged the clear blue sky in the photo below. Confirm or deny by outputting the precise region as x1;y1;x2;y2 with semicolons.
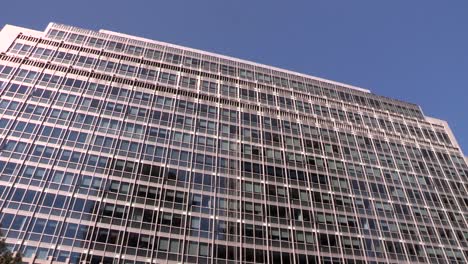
1;0;467;155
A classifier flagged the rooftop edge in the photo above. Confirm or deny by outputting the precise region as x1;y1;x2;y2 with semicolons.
97;28;372;94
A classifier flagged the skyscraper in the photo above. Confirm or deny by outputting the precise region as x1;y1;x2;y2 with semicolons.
0;22;466;264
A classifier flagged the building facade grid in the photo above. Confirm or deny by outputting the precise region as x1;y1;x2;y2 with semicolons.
0;23;466;264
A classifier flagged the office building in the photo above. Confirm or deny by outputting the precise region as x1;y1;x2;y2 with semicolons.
0;23;467;264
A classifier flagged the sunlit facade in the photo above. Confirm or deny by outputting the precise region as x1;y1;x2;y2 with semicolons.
0;23;467;264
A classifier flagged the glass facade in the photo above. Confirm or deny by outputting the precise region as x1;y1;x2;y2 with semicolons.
0;23;466;264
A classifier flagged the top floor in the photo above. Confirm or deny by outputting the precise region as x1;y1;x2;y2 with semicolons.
0;22;424;119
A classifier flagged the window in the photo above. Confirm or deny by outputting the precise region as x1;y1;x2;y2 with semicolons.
221;84;237;97
180;76;198;89
138;66;158;80
158;238;169;251
144;49;163;60
159;72;177;85
76;56;96;68
106;41;124;52
221;64;236;76
199;243;210;256
98;60;117;72
187;242;198;255
32;47;54;60
53;51;75;64
184;57;200;68
9;42;33;55
87;37;105;48
67;33;86;44
164;53;181;64
51;171;74;185
126;45;144;56
118;63;137;76
202;60;218;72
201;80;217;94
170;240;180;253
